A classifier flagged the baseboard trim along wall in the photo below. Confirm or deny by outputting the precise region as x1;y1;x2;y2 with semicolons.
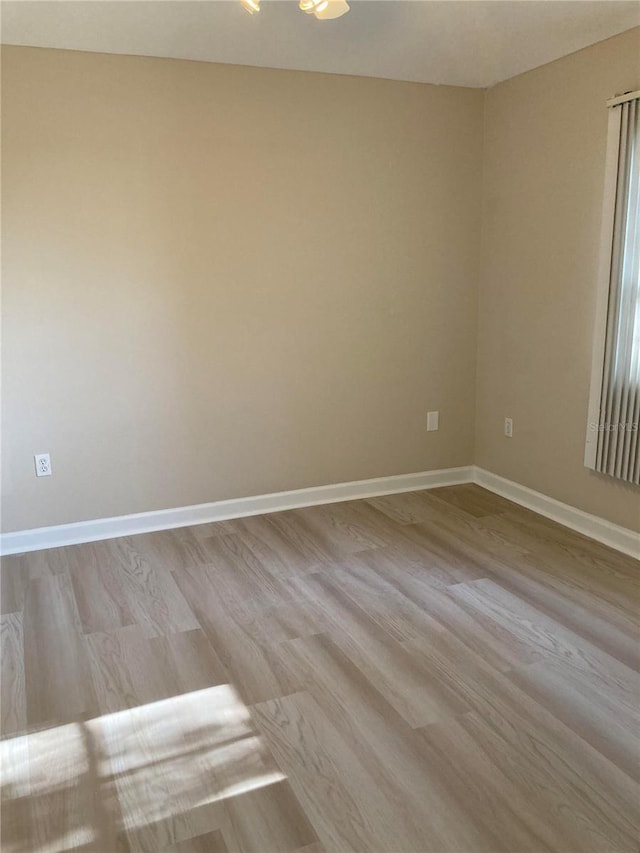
474;467;640;559
1;464;638;559
0;466;473;556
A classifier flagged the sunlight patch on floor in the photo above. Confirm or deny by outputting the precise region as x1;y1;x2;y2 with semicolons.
1;684;286;853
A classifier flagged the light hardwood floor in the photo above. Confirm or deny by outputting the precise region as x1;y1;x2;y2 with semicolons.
1;484;639;853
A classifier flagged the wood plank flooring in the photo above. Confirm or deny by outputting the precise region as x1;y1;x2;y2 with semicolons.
1;484;639;852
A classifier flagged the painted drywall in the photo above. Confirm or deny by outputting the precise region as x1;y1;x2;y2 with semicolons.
1;46;483;532
476;27;640;532
4;33;640;536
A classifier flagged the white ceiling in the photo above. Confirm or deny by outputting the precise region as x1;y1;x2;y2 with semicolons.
2;0;639;88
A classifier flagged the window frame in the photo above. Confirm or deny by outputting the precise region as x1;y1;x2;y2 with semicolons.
584;90;640;471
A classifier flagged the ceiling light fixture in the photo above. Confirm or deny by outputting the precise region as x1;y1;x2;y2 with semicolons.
240;0;261;14
300;0;350;19
240;0;350;19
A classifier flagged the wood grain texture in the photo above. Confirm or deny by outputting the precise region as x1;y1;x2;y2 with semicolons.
0;613;25;736
23;572;97;727
1;484;639;852
161;828;229;853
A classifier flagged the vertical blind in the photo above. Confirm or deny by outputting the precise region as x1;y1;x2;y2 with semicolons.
587;94;640;485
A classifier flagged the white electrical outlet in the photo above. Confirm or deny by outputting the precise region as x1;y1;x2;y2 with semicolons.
427;411;440;432
504;417;513;438
34;453;52;477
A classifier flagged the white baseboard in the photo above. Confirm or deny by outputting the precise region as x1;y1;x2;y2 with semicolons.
2;464;637;559
473;467;640;559
0;466;474;556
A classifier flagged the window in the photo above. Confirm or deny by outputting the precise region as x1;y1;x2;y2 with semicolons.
585;91;640;485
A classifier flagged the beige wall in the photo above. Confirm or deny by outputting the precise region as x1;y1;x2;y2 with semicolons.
476;28;640;531
1;46;483;532
4;33;640;536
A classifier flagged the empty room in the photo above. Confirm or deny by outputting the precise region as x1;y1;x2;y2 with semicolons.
1;1;639;851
